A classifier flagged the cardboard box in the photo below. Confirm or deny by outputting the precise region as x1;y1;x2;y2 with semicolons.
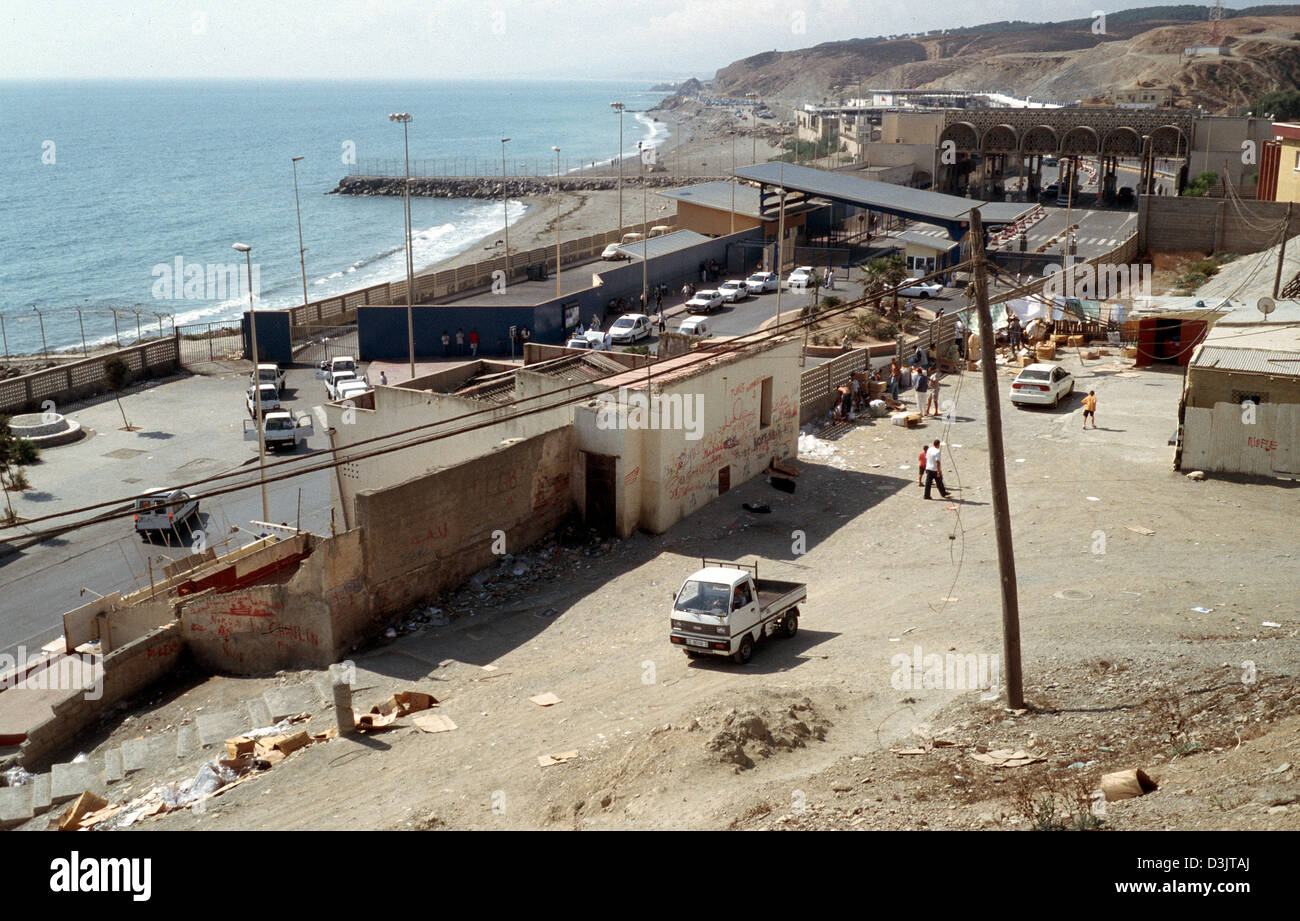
1067;335;1085;347
1052;334;1069;346
1036;344;1056;361
1124;346;1139;358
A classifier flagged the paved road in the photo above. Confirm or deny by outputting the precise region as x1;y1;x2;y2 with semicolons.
0;364;338;656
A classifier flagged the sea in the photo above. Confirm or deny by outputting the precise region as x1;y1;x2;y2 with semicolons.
0;79;671;355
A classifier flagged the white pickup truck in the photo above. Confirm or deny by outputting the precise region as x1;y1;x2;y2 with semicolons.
669;559;806;664
252;362;286;391
244;410;313;451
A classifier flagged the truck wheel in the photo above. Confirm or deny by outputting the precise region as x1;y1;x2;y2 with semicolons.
782;611;799;638
732;636;754;665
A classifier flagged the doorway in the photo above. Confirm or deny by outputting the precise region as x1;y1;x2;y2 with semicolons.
584;453;617;535
718;465;731;495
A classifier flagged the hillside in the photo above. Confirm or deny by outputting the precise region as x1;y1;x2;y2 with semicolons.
706;6;1300;111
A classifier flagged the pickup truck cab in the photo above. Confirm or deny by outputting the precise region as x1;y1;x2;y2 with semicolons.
252;362;286;391
324;370;358;400
670;559;806;663
244;410;313;451
133;487;200;540
246;383;281;418
333;380;372;404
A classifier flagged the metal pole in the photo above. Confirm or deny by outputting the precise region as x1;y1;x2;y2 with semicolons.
292;156;310;311
35;308;48;357
612;102;624;229
970;208;1024;709
731;132;736;234
133;308;142;345
0;315;8;361
111;308;121;348
76;308;89;356
234;243;270;523
501;138;511;274
554;146;562;299
642;186;648;306
390;113;417;382
776;149;787;326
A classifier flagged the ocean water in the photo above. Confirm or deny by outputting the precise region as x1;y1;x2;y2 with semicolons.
0;79;669;354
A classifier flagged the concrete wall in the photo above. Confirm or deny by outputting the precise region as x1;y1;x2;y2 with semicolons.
1185;366;1300;409
881;113;945;146
1181;401;1300;477
1139;196;1300;255
0;337;181;416
573;338;801;535
353;426;576;613
676;202;768;239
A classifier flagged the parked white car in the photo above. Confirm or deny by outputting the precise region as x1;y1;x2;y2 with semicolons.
787;266;816;288
609;313;651;344
566;330;608;350
677;316;712;339
745;272;779;294
899;278;943;298
246;383;281;418
1010;363;1075;408
244;410;314;451
717;280;750;303
600;242;628;261
133;487;200;540
686;289;724;314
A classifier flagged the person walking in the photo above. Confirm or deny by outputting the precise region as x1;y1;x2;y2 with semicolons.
379;370;388;386
923;439;949;500
469;328;479;357
888;359;902;401
455;328;465;355
1082;390;1097;429
655;288;663;312
925;371;942;416
441;330;451;356
917;444;927;487
914;366;929;414
657;312;666;335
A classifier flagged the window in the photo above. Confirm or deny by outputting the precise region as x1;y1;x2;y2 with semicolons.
760;377;773;428
733;583;753;610
1233;390;1267;406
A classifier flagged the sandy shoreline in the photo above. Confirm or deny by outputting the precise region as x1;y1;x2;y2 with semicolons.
417;109;784;277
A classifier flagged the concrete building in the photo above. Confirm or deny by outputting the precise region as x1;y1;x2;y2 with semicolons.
1258;123;1300;204
1177;300;1300;477
1112;85;1174;109
573;336;801;536
655;181;826;243
888;225;960;274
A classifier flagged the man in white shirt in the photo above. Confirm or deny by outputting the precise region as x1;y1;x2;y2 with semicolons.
923;439;949;500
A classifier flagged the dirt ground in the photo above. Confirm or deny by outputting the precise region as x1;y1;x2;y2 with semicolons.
18;349;1300;831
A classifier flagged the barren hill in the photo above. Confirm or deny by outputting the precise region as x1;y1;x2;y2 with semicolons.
710;6;1300;111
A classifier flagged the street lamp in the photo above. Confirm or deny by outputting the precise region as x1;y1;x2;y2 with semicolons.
233;242;269;523
501;137;511;273
389;112;417;382
291;156;310;313
730;130;737;234
610;102;625;229
553;146;562;299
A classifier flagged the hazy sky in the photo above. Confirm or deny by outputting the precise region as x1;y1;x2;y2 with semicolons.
2;1;1293;81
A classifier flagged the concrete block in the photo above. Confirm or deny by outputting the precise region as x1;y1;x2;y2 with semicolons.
122;737;167;773
245;697;272;730
176;723;200;757
0;785;34;828
30;773;52;812
262;685;319;722
197;710;249;747
103;747;125;783
50;761;105;804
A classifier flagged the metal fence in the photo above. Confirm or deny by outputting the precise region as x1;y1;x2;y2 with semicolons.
348;155;725;180
175;320;245;366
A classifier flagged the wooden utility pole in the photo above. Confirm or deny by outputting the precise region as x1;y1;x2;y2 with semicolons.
1273;202;1293;299
970;208;1025;709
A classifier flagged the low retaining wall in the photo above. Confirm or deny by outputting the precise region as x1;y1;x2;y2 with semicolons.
0;337;181;416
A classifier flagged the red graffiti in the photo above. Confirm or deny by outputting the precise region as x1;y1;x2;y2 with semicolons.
1246;437;1278;452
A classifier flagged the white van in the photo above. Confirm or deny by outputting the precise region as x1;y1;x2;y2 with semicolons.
133;487;200;540
677;316;712;339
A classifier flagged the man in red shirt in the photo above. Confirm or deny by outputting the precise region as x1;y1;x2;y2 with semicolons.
469;328;479;357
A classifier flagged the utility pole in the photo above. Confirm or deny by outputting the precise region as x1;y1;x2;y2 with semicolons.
1273;202;1293;298
970;208;1025;709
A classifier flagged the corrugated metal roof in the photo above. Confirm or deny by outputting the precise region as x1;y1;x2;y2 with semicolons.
730;162;1031;225
614;229;714;260
654;182;824;220
892;230;959;252
1192;345;1300;376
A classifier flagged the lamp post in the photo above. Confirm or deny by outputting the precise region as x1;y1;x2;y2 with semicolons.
642;184;649;308
775;132;788;326
233;242;269;523
610;102;625;229
32;308;47;358
501;137;511;272
553;146;562;300
389;112;417;382
291;156;310;313
730;130;737;234
75;303;89;356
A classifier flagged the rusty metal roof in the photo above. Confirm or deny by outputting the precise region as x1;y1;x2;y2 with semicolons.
1192;345;1300;377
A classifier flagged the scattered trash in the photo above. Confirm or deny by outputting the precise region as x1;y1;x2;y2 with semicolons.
969;749;1045;768
1125;526;1155;536
537;750;578;767
481;664;499;672
413;713;458;734
1186;471;1205;481
1086;496;1100;502
1262;621;1281;628
54;791;115;832
891;747;927;756
529;692;562;707
355;691;439;733
742;503;772;514
1014;458;1025;463
1101;768;1158;801
1191;606;1213;614
2;766;34;787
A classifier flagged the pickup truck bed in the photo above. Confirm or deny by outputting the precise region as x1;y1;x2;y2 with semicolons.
755;578;805;612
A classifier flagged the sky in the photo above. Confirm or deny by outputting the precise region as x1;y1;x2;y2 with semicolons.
1;1;1295;82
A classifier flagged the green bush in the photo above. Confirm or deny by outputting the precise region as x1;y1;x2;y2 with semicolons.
12;438;39;466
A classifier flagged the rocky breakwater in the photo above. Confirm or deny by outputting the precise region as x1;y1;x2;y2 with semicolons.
331;174;725;199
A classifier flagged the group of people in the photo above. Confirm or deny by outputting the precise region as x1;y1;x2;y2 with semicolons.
831;368;888;423
440;328;481;357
